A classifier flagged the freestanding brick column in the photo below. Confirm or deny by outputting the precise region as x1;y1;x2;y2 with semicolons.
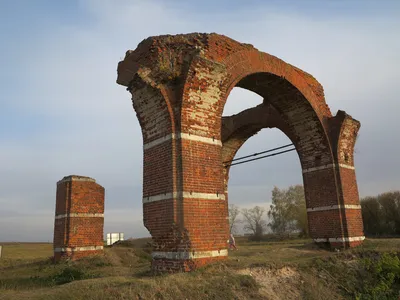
116;33;364;272
53;175;105;261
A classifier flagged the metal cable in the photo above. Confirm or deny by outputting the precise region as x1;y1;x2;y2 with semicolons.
223;143;294;164
224;148;296;168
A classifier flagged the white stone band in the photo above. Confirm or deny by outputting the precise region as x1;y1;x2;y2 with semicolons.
54;246;104;252
302;163;355;174
307;205;361;212
55;213;104;219
143;191;226;203
314;236;365;243
143;132;222;150
180;133;222;146
152;249;228;260
143;134;174;150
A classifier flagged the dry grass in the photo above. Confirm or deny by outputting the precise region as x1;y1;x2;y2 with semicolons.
0;238;399;300
0;243;52;260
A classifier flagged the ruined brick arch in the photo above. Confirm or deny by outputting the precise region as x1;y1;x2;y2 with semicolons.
182;49;333;166
116;33;364;273
220;102;301;195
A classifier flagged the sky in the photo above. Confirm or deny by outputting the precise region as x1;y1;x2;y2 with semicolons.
0;0;399;242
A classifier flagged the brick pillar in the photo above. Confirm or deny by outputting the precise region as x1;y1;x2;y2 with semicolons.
304;111;364;248
126;71;229;272
53;175;105;261
145;136;228;273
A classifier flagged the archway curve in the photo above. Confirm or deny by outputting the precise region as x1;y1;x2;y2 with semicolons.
182;49;335;171
220;101;301;194
117;32;364;273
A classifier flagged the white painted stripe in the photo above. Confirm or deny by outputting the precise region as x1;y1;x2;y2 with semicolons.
307;205;361;212
313;236;365;243
143;134;174;150
55;213;104;219
302;163;355;174
338;163;355;170
302;164;334;173
143;132;222;150
331;236;365;242
152;249;228;260
143;193;174;203
182;191;225;200
143;192;225;203
54;246;104;252
179;133;222;146
143;191;225;203
313;238;329;243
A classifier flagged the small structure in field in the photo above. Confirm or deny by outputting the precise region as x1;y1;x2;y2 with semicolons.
106;233;124;246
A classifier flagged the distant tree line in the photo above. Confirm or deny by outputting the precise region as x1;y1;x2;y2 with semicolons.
361;191;400;237
229;186;400;241
229;185;308;241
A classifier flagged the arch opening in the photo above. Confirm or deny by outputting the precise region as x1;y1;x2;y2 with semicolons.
221;77;312;238
225;125;303;236
222;72;334;171
222;87;263;117
219;71;359;249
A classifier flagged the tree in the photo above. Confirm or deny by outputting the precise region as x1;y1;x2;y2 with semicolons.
268;185;308;237
241;206;267;240
361;191;400;236
361;196;384;236
228;204;241;234
378;191;400;235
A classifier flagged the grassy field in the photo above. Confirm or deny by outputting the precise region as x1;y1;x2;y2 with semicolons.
0;238;399;299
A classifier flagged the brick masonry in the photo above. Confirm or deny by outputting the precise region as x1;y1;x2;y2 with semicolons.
53;175;105;262
116;33;364;272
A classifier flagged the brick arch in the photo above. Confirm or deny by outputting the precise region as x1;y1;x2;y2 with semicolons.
181;51;340;248
221;103;301;193
222;50;330;118
116;32;364;273
182;49;334;170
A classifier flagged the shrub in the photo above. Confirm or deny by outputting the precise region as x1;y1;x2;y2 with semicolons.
357;252;400;299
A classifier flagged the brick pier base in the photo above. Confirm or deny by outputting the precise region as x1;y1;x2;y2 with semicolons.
53;175;105;262
151;250;228;273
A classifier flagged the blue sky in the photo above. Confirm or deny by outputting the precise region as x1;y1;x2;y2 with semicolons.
0;0;399;241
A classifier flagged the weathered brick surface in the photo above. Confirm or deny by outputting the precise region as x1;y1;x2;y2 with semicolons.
341;209;364;237
152;256;226;273
117;33;364;272
129;73;174;144
181;140;224;193
143;141;174;197
143;199;183;250
303;168;341;208
308;210;346;238
55;180;104;215
181;198;228;250
53;175;105;262
338;168;361;206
